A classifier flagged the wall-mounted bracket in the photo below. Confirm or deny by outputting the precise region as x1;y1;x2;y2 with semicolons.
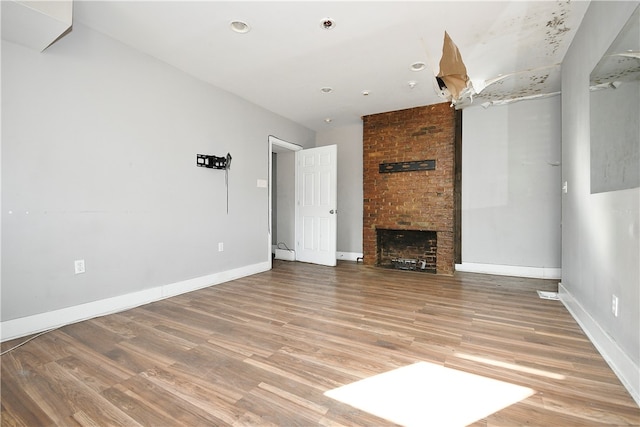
197;154;231;170
197;153;233;214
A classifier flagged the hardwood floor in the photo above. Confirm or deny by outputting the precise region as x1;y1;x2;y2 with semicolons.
2;261;639;426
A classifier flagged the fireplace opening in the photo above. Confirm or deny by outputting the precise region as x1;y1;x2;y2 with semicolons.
376;229;437;273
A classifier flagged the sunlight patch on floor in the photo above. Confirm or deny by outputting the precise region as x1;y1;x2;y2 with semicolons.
324;361;535;427
454;352;566;380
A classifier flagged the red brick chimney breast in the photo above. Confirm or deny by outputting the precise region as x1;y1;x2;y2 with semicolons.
362;103;458;275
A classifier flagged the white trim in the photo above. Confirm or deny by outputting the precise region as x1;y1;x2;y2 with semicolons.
272;248;362;262
559;283;640;407
337;251;363;262
0;262;270;342
455;262;561;279
269;135;303;153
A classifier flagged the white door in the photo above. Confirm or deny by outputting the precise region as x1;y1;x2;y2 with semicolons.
295;145;337;266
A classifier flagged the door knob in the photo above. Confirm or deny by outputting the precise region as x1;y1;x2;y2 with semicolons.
330;209;336;214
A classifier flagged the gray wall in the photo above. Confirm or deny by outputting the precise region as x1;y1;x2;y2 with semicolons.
1;23;314;322
560;1;639;403
274;151;296;251
316;124;364;255
462;97;562;269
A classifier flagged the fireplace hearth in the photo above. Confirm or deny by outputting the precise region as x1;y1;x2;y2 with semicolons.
377;229;437;273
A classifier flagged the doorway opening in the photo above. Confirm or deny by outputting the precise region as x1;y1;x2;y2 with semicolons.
268;136;302;269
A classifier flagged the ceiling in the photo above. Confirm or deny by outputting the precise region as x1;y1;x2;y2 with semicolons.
70;1;592;131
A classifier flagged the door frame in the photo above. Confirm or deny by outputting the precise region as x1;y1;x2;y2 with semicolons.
268;135;302;269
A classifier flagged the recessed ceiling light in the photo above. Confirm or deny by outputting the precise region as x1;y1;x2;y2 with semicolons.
324;118;333;123
320;18;336;30
362;90;370;96
410;62;426;72
320;87;333;93
230;20;250;34
408;81;417;89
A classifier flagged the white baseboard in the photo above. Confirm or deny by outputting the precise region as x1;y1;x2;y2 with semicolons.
272;247;362;263
0;261;270;342
455;262;561;279
559;283;640;407
337;251;363;262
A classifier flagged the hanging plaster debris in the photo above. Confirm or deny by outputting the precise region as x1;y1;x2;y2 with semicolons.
436;31;472;105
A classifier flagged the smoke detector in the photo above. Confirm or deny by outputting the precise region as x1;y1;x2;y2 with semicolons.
320;18;336;30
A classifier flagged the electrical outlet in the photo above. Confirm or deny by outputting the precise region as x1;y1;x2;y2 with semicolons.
74;259;85;275
612;294;619;317
218;242;224;252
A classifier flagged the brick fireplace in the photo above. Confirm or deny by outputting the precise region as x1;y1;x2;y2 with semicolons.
362;103;461;275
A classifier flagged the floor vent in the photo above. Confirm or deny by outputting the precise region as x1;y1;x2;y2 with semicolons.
537;290;559;300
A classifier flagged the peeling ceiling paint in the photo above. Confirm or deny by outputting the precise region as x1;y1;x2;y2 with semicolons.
56;1;594;130
446;1;587;108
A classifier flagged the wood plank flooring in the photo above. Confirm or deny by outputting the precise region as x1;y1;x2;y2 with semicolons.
2;261;639;426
